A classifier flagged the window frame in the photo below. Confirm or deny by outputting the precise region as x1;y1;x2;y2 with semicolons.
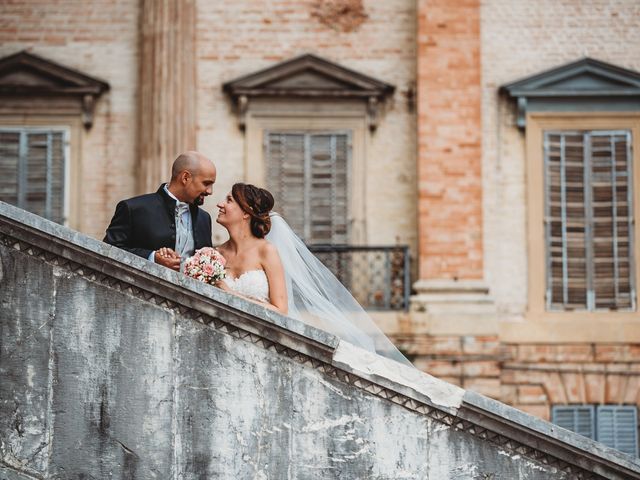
543;129;636;312
264;130;352;244
526;113;640;322
244;99;370;245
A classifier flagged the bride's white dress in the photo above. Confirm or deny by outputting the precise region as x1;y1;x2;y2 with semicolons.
223;270;269;303
220;213;411;366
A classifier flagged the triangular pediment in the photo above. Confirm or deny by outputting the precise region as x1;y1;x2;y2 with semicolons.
266;70;354;91
223;54;394;99
501;58;640;97
0;50;109;95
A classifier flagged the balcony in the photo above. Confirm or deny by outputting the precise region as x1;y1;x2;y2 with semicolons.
308;244;411;311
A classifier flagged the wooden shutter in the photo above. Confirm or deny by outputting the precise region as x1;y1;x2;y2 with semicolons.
589;132;634;310
308;133;349;244
265;131;350;244
552;405;595;439
266;133;306;237
544;130;635;311
0;130;20;206
0;129;66;224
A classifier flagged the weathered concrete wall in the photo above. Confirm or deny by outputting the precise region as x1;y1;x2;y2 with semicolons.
1;202;639;479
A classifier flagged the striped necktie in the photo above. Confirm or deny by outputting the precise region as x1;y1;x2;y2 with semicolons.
175;202;192;258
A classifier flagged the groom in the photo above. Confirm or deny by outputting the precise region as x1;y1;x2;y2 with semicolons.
103;151;216;271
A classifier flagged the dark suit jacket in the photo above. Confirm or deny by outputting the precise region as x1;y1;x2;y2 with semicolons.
103;184;213;260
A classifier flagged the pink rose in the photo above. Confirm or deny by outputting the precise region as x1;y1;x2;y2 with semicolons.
202;263;214;276
214;250;226;266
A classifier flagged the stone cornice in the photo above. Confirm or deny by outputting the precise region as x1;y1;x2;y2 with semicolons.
222;54;395;131
0;50;110;129
500;57;640;129
1;201;639;479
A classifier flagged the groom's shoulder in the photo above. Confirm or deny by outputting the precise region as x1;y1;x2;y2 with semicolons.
122;190;162;206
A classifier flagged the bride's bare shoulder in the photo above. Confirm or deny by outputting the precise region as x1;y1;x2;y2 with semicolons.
258;239;279;259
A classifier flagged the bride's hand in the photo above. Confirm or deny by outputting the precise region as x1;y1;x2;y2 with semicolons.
215;279;230;291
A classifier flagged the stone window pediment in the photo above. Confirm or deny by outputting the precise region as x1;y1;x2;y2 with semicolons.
501;58;640;128
223;54;395;130
0;50;109;129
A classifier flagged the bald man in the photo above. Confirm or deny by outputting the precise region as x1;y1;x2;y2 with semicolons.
104;151;216;271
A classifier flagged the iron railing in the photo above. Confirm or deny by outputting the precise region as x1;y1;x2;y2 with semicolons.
308;244;411;311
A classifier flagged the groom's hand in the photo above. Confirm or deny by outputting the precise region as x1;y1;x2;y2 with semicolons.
154;248;181;271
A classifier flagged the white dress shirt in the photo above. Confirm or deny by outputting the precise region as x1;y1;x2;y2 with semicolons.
148;186;195;262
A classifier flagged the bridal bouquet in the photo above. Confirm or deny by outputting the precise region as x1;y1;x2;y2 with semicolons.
184;247;227;285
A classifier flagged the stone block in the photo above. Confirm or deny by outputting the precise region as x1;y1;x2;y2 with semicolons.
414;359;462;377
461;335;501;356
623;376;640;405
462;361;500;378
500;385;518;404
513;404;550;422
584;373;606;404
542;372;568;404
559;372;587;404
501;366;549;386
464;378;501;400
513;343;593;364
429;336;463;356
605;374;626;404
595;345;628;363
517;385;547;405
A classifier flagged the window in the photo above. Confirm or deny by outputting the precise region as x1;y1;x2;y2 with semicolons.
552;405;638;456
544;130;635;311
0;128;68;224
265;131;350;244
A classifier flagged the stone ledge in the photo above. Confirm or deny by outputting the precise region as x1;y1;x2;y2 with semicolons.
0;200;339;362
461;391;640;479
0;464;42;480
2;200;640;479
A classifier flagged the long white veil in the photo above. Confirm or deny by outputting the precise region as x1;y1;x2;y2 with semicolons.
266;213;412;366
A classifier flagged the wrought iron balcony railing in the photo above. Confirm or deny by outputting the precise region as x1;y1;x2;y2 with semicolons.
308;244;411;311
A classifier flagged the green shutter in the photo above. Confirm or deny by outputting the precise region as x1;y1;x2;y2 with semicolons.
552;405;638;456
552;405;595;439
597;406;638;457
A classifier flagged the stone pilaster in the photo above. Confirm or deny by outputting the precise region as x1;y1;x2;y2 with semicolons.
138;0;197;193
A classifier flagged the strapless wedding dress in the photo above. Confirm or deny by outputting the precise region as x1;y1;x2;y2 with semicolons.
223;270;269;303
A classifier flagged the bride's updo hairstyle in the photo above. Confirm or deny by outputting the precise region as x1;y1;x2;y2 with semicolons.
232;183;275;238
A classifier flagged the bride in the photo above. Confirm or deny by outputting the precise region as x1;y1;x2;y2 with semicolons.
214;182;410;366
214;183;288;314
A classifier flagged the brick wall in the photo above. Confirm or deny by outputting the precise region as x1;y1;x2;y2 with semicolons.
0;0;139;239
416;0;483;281
0;0;417;248
503;344;640;420
195;0;417;248
396;334;640;421
481;0;640;314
